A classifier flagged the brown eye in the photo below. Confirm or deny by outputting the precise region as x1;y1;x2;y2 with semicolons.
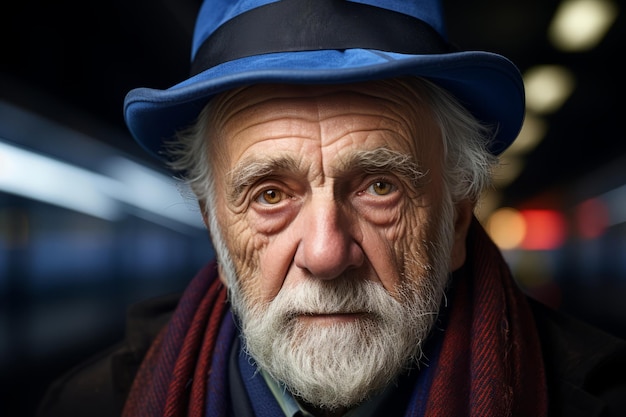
368;181;395;196
257;189;283;205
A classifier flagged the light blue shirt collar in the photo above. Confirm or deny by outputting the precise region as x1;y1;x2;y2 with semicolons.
260;369;395;417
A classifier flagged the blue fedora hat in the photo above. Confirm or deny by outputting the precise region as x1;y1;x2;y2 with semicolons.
124;0;525;161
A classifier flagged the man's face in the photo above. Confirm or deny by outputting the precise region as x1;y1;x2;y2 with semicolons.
204;80;471;410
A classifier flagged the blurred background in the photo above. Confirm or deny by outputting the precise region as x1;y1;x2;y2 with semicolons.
1;0;624;415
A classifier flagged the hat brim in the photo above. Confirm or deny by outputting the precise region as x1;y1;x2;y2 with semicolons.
124;49;524;160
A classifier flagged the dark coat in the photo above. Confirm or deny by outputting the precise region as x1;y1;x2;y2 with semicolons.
36;294;626;417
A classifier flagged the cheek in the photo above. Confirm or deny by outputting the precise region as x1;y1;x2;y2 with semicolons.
214;203;260;285
365;203;441;293
220;211;294;303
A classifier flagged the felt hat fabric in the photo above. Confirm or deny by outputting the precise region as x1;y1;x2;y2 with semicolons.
124;0;525;160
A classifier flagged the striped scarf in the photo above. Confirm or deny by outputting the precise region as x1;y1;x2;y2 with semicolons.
122;217;547;416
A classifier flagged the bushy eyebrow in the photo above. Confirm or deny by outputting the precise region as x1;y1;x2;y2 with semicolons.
227;155;300;204
337;147;428;188
226;147;427;204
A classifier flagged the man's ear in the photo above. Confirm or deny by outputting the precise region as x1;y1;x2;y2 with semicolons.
450;199;474;272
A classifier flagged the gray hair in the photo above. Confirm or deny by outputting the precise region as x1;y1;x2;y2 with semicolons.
402;77;498;204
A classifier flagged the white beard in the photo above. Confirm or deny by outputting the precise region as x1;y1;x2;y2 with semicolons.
236;275;446;410
210;195;455;411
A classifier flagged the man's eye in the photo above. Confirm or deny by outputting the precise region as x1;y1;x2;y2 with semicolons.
256;189;284;205
367;181;396;196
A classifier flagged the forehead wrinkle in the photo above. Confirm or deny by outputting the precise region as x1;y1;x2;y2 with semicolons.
213;92;327;142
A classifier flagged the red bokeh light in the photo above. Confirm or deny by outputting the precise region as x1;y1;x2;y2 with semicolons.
521;209;567;250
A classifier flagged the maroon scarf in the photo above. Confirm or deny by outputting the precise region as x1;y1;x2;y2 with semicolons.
122;218;547;416
422;218;548;416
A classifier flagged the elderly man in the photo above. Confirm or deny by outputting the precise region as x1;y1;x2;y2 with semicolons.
39;0;626;416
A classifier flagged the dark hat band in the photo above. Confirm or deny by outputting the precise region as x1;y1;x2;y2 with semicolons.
190;0;454;76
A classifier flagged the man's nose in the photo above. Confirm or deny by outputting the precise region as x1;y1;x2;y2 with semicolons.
293;199;364;279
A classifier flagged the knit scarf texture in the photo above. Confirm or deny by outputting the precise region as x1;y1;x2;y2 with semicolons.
122;217;548;416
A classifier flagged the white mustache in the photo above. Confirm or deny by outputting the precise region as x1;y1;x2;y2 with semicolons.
266;278;398;322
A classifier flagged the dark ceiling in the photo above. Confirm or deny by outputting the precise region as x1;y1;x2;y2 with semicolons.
1;0;624;207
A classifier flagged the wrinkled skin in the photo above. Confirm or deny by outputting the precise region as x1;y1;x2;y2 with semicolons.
202;81;474;416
